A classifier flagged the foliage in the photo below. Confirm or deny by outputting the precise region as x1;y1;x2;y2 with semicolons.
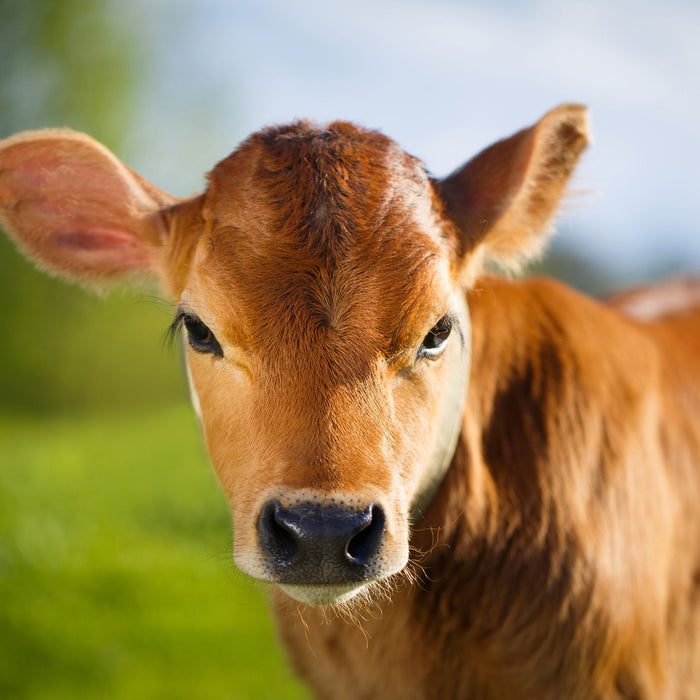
0;404;309;700
0;236;185;414
0;0;181;414
0;0;141;145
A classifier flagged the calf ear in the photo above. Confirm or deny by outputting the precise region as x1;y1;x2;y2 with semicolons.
435;104;590;278
0;128;178;287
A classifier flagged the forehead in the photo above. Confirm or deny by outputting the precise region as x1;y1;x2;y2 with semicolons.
205;120;441;252
190;121;452;345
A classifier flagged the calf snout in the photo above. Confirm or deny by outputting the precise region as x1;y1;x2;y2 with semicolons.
257;499;386;584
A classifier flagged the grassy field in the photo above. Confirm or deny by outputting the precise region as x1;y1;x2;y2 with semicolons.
0;404;310;700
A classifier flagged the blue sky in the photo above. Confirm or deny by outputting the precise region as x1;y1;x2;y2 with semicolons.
125;0;700;278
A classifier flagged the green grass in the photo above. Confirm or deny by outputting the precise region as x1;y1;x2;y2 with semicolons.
0;404;310;700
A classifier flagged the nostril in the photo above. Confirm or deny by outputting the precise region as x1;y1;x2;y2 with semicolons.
345;504;386;565
258;501;299;565
258;499;387;582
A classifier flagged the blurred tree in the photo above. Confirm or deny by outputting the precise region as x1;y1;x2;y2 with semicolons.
0;0;183;414
530;238;616;297
0;0;141;145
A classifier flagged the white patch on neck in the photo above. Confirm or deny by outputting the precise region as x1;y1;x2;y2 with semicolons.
411;292;471;521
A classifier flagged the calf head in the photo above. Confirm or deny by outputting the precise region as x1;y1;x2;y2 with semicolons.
0;105;589;605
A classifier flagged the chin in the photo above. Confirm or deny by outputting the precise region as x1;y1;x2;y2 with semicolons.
278;582;368;606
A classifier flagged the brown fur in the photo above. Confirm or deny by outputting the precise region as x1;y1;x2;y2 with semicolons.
2;105;699;698
272;277;700;699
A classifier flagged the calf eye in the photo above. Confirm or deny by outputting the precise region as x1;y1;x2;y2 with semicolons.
167;309;223;357
418;316;452;360
165;308;223;357
183;315;223;356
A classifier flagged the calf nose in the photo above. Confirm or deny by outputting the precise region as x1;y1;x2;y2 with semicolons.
257;500;386;584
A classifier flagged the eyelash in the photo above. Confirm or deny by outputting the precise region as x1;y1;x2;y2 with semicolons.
167;311;223;357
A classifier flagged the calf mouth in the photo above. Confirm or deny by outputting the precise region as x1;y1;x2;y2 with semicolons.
278;582;368;606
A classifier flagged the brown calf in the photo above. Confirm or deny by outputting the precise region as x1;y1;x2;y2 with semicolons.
2;105;700;698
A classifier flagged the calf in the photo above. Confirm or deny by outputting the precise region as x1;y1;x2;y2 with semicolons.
2;105;700;699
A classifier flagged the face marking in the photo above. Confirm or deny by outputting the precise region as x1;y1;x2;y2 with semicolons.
185;360;203;423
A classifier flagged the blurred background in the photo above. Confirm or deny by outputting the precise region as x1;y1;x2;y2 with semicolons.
1;0;698;698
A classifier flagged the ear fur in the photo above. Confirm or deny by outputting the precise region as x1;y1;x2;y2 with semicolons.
0;128;178;288
435;104;590;278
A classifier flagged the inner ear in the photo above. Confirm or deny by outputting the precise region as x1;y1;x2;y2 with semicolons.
0;129;180;288
435;104;590;279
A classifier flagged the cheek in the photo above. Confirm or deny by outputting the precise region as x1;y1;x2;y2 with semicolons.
186;357;258;499
390;367;450;490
